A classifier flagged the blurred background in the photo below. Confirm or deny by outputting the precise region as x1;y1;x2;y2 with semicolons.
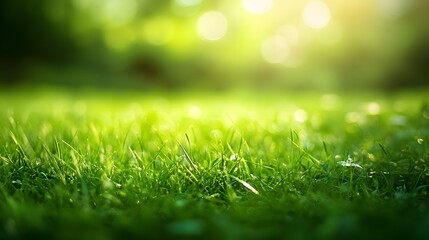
0;0;428;91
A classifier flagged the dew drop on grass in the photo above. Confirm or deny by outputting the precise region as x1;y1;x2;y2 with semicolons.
12;180;22;185
337;155;362;168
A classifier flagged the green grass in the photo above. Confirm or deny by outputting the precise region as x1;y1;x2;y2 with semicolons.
1;89;429;239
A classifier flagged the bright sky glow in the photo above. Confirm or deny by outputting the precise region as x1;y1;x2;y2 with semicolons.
303;0;331;29
197;11;228;41
243;0;273;15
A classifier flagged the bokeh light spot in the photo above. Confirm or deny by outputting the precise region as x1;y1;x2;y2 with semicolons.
345;112;366;124
172;0;201;16
321;94;342;111
243;0;273;15
294;109;308;123
277;25;300;46
197;11;228;41
101;0;138;26
177;0;201;6
261;35;289;64
366;102;381;115
188;106;201;119
378;0;408;19
303;0;331;29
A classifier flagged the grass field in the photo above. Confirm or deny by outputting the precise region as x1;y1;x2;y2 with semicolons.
1;89;429;239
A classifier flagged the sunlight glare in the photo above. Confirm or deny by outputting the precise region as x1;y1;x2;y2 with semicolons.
197;11;228;41
243;0;273;15
303;0;331;29
294;109;308;123
188;106;202;119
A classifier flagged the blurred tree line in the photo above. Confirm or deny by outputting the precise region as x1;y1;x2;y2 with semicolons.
0;0;428;91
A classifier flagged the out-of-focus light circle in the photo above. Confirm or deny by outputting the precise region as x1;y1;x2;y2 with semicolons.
172;0;201;16
303;0;331;29
188;106;201;119
366;102;381;115
243;0;272;15
101;0;138;26
277;25;300;46
294;109;308;123
176;0;201;6
261;35;289;64
378;0;408;19
197;11;228;41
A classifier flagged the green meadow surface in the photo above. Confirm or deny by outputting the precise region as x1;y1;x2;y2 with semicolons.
1;89;429;239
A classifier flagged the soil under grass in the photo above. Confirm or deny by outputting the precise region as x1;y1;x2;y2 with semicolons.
1;89;429;239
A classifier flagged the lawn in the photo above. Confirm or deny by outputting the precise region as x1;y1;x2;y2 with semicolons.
1;89;429;239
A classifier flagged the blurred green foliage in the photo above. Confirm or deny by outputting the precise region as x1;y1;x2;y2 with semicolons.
0;0;428;90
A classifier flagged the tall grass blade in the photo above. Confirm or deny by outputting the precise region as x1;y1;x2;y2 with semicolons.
230;175;259;195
